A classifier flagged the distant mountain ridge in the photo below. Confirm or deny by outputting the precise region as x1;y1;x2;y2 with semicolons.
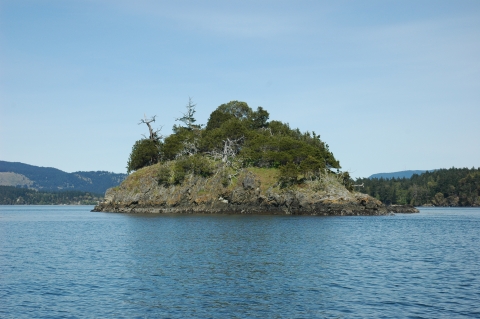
369;170;433;179
0;161;126;194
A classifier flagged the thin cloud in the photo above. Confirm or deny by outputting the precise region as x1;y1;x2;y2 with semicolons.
99;0;306;38
168;10;299;38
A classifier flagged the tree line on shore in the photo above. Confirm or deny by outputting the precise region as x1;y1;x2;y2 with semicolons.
355;167;480;206
0;186;103;205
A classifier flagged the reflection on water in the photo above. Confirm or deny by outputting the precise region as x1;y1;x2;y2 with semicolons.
1;206;480;318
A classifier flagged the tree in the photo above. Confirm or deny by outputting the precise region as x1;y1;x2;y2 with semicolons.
205;109;234;131
162;126;195;160
139;115;162;142
127;139;160;173
299;155;323;180
355;167;480;206
126;114;163;173
208;137;244;165
248;106;269;129
204;101;254;131
279;162;300;187
124;100;348;191
176;97;198;130
216;100;251;119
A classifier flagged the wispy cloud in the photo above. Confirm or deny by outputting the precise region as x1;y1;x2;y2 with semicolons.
355;15;479;64
101;0;306;38
168;10;298;38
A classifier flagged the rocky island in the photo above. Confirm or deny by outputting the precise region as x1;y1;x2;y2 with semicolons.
93;100;418;215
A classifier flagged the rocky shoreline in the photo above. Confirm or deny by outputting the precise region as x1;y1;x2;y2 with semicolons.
386;204;419;214
92;166;419;216
93;192;393;216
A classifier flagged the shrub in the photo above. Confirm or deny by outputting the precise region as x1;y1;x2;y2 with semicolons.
299;155;324;180
339;171;354;191
162;127;195;160
127;139;160;173
173;165;187;184
172;155;215;184
157;164;172;186
217;167;230;187
278;162;300;188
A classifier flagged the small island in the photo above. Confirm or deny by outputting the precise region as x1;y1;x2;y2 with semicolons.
93;100;417;215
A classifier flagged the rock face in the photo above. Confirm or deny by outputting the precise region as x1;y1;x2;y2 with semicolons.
92;164;418;216
386;205;419;214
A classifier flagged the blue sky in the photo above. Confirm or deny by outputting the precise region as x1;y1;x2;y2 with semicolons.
1;0;479;178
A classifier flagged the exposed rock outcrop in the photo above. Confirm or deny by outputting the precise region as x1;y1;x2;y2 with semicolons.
386;205;419;214
92;164;418;216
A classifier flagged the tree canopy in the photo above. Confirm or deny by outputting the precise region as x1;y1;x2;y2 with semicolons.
127;100;342;186
356;167;480;206
0;186;102;205
127;139;161;174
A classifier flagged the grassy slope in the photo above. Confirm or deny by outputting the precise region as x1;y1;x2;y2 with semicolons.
115;160;355;205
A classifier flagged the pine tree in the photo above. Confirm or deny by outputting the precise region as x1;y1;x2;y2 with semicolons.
176;97;198;130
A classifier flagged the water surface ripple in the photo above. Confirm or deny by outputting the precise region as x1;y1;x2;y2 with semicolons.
1;206;479;318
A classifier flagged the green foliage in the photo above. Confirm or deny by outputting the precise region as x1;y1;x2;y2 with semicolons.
219;118;248;140
0;161;126;194
0;186;102;205
130;100;343;189
221;173;230;187
162;127;195;160
171;100;339;172
205;109;235;131
356;167;480;206
176;97;198;130
172;165;186;185
157;164;172;186
172;155;215;184
248;106;269;129
241;133;337;169
127;139;160;173
299;156;324;180
201;117;248;153
216;100;251;119
279;162;300;187
268;120;292;136
240;119;339;170
339;171;354;192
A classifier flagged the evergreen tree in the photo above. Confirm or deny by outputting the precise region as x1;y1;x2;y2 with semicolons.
176;97;198;130
127;139;160;173
356;167;480;206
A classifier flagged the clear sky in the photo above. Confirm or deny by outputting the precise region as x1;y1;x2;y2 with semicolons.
1;0;479;178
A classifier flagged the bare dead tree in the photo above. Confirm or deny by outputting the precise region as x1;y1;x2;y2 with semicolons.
175;138;199;158
207;137;245;182
208;137;244;166
139;114;163;141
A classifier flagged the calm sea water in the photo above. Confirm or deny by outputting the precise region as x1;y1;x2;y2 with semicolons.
1;206;479;318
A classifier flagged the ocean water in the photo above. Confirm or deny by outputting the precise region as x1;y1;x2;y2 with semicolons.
1;206;479;318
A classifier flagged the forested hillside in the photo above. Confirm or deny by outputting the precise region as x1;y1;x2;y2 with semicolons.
356;168;480;206
369;170;429;179
0;161;126;194
0;186;102;205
